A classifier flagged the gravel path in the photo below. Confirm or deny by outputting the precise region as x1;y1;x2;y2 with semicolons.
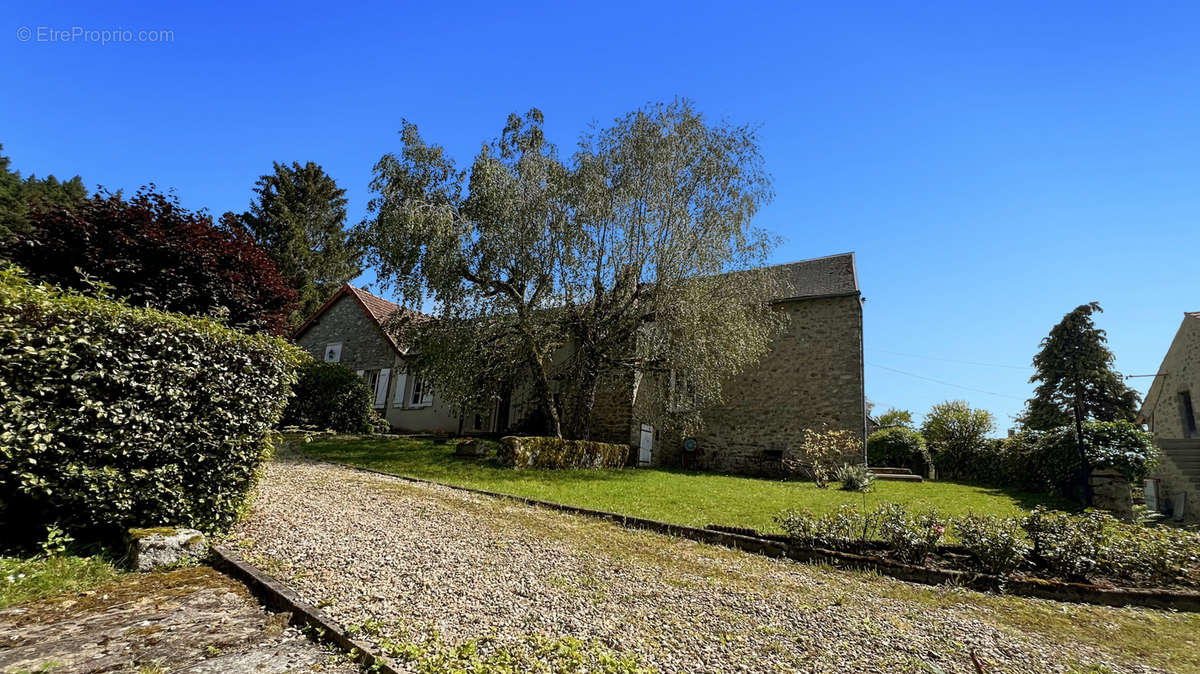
229;453;1196;673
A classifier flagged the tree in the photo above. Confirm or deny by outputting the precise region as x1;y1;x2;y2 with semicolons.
920;400;995;480
1020;302;1142;501
0;144;87;251
358;101;782;439
11;187;296;334
876;408;914;428
229;161;361;325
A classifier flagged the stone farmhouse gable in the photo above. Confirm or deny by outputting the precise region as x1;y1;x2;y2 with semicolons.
1139;311;1200;521
292;284;468;433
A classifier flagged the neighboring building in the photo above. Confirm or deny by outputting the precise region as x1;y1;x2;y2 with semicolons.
295;252;866;476
1139;311;1200;521
292;285;492;433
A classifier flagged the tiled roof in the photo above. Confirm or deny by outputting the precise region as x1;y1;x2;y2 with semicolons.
293;284;426;354
346;286;401;324
766;252;859;300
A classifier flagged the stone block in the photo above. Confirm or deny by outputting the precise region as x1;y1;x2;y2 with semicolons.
127;527;208;572
1089;470;1133;520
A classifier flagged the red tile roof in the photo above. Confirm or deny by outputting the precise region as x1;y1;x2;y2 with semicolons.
293;284;426;354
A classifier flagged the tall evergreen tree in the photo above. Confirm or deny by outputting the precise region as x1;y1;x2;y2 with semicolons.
0;144;87;252
232;161;361;325
1021;302;1141;500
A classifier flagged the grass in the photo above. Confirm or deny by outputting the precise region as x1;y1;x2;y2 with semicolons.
298;434;1075;532
0;553;121;608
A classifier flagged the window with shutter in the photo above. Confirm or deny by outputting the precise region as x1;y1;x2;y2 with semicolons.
375;368;391;409
393;372;408;408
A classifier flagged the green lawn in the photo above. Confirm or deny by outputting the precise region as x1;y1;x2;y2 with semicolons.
298;435;1073;532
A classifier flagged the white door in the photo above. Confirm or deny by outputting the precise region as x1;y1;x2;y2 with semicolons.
638;424;654;465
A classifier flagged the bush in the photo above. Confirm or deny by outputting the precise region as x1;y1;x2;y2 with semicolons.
786;428;862;488
873;503;945;563
775;505;876;550
498;436;629;469
866;427;932;476
280;360;386;433
999;422;1157;497
834;463;875;492
920;400;995;481
11;188;297;335
0;268;303;539
954;514;1031;575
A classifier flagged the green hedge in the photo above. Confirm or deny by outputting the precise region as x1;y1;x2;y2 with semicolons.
280;360;387;433
0;267;304;539
498;436;630;469
866;427;932;477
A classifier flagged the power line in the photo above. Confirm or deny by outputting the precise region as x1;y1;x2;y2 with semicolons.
868;348;1031;371
866;362;1027;400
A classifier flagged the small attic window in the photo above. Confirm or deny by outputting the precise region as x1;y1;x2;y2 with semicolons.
324;342;342;363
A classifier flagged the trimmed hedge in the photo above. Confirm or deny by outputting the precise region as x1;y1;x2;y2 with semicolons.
0;267;304;539
498;436;630;469
280;360;387;434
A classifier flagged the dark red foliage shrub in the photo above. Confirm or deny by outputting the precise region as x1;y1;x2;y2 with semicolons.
12;187;296;334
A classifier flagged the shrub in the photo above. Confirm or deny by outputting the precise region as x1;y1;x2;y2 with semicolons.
280;360;386;433
1085;420;1157;483
787;428;862;488
498;436;629;469
873;503;945;563
775;505;876;550
834;463;875;492
953;514;1031;575
11;188;297;335
1022;506;1111;580
920;400;995;481
0;268;303;539
866;427;931;476
1000;423;1157;497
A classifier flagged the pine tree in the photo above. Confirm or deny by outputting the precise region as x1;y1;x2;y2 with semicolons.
1021;302;1141;501
232;161;362;326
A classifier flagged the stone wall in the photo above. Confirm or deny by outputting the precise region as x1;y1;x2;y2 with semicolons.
295;295;461;433
633;294;865;476
1143;315;1200;522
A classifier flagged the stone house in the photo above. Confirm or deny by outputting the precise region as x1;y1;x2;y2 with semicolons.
292;285;489;433
1138;311;1200;521
294;253;866;475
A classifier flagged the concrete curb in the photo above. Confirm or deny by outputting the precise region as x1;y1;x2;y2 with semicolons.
211;545;401;674
306;451;1200;613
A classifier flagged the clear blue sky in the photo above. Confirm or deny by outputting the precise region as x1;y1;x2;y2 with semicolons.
5;1;1198;430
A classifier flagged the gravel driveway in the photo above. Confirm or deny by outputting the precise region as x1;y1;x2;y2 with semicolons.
229;452;1199;673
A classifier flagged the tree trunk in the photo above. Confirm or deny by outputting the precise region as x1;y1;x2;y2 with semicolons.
525;348;561;439
1073;383;1092;505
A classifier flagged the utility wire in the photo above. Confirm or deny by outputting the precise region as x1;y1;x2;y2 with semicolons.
866;362;1027;400
868;348;1031;371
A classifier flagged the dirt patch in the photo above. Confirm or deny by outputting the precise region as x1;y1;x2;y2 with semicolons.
0;565;360;673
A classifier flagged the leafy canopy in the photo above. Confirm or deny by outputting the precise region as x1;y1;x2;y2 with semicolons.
1020;302;1140;431
10;187;296;334
227;161;362;326
358;101;781;439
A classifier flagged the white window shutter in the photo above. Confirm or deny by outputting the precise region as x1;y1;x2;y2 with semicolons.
356;370;364;378
375;368;390;408
393;372;408;408
422;381;434;406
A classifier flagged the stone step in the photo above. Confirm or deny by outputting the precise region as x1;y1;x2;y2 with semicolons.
872;473;923;482
868;467;914;475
